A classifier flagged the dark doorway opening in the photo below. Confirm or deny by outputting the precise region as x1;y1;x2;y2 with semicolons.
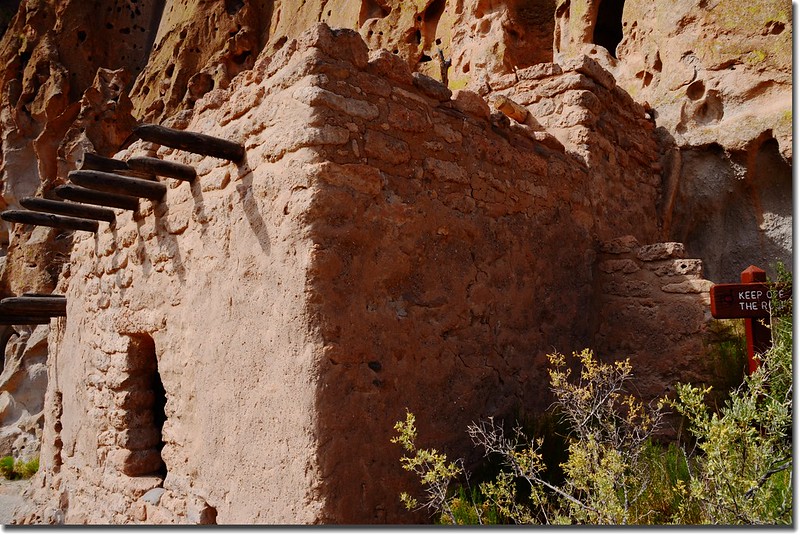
119;334;167;479
593;0;625;58
149;361;168;479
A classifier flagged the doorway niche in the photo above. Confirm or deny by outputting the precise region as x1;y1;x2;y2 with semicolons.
593;0;625;58
113;334;167;479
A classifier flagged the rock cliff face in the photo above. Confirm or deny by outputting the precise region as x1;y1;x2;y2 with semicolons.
0;0;790;525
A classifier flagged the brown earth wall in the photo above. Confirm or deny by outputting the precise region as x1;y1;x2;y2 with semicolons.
18;24;670;524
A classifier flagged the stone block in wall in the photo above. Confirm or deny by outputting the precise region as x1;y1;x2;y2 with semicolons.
637;242;686;261
598;258;640;274
411;72;452;102
559;55;617;90
517;63;563;81
600;235;640;254
450;90;491;120
646;258;703;278
297;25;369;69
661;280;714;294
366;49;413;86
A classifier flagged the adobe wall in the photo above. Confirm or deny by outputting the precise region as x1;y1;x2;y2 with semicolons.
12;24;672;524
486;55;661;240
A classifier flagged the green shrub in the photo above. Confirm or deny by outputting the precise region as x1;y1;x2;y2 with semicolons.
0;456;15;480
15;457;39;479
668;266;792;525
0;456;39;480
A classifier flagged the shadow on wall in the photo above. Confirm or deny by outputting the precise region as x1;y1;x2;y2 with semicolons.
663;135;792;283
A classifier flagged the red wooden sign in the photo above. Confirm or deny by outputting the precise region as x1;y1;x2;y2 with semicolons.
710;283;792;319
709;266;792;374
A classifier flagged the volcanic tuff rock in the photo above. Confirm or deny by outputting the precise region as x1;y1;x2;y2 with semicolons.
0;0;791;525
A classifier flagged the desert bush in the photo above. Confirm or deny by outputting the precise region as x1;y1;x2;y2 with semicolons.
0;456;15;479
15;457;39;479
393;274;792;526
0;456;39;480
668;266;792;525
393;349;669;524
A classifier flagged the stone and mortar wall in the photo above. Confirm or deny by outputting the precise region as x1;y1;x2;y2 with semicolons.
485;55;662;241
590;236;742;411
0;0;791;488
13;24;671;524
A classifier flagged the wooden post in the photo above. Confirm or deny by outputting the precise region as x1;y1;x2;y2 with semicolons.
0;315;52;325
78;152;155;181
20;197;116;223
709;265;790;374
0;295;67;317
133;123;245;162
127;156;197;182
1;210;99;233
741;265;771;374
69;170;166;201
54;184;139;211
78;152;130;173
494;95;529;123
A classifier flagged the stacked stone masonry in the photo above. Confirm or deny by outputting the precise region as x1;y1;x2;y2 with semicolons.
0;2;783;523
3;24;662;524
590;235;742;409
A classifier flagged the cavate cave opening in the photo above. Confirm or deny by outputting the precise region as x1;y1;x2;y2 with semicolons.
359;0;391;27
593;0;625;58
119;334;168;480
421;0;446;50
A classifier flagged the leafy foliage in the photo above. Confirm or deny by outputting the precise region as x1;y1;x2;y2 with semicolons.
0;456;39;480
391;411;464;523
0;456;14;479
668;266;793;525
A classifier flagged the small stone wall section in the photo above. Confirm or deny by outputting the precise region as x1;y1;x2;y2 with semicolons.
591;235;743;412
485;55;662;241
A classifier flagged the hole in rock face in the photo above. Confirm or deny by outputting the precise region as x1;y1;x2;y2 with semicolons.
686;79;705;100
653;52;662;72
273;36;288;50
422;0;446;47
224;0;244;15
358;0;391;27
232;50;251;65
77;30;87;43
592;0;625;58
695;90;723;124
766;20;785;34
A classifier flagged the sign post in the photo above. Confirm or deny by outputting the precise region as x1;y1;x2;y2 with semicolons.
709;265;791;374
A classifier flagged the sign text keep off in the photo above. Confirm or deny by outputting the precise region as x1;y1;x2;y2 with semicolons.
710;283;792;319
